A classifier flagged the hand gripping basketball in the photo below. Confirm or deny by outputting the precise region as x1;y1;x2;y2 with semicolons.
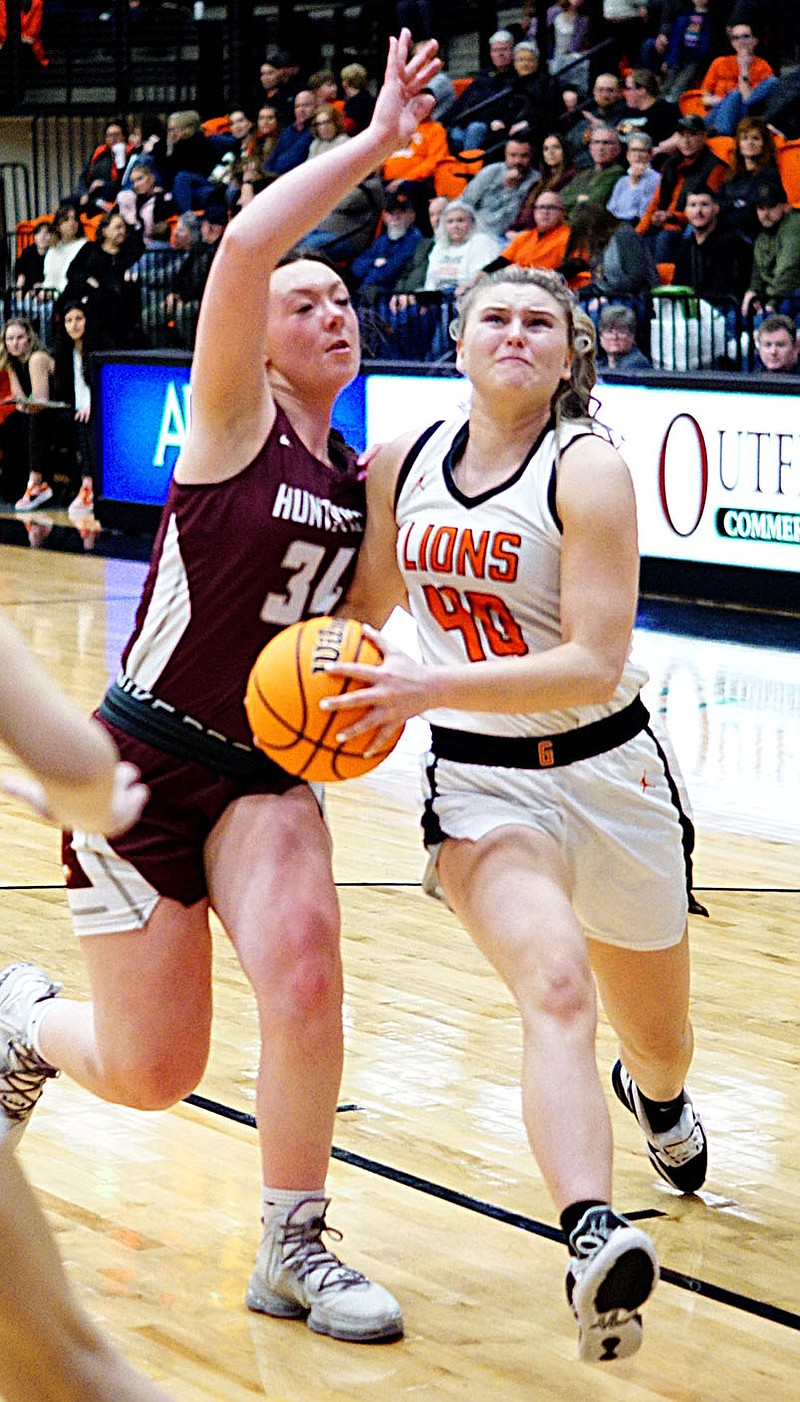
245;617;403;782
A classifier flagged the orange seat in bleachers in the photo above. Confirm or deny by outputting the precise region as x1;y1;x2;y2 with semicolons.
451;77;472;98
777;140;800;208
678;89;706;118
707;135;735;167
202;115;232;135
434;148;484;199
656;262;676;285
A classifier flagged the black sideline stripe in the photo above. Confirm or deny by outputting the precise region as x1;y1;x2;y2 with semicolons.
183;1093;800;1334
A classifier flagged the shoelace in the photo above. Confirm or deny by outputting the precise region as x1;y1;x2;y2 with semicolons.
0;1039;58;1120
281;1212;368;1295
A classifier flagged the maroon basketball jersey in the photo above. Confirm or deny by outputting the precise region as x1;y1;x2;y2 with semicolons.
120;406;365;744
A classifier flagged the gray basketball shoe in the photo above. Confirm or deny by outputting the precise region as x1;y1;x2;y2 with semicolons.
246;1195;403;1342
0;963;61;1147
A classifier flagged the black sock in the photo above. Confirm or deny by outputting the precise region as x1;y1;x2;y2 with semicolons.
560;1199;608;1246
638;1088;686;1133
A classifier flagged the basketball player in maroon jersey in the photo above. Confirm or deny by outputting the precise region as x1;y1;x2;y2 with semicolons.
0;32;440;1345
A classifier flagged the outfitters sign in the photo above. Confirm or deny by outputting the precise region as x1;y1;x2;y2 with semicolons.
593;383;800;573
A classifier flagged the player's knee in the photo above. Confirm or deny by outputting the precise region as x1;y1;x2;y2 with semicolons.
101;1043;208;1110
260;926;343;1024
524;956;595;1028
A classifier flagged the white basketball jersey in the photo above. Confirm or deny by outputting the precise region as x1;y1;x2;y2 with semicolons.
395;413;648;738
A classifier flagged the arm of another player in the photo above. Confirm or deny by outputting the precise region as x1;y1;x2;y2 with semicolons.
324;437;640;749
341;432;419;628
0;613;147;835
187;32;440;449
0;1145;174;1402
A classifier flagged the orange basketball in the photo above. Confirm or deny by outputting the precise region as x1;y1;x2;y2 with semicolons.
244;617;403;782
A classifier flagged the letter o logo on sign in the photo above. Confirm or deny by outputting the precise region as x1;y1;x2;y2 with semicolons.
658;413;708;537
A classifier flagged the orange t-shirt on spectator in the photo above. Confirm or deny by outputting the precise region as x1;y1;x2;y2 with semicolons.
701;54;773;100
383;119;451;186
501;224;571;271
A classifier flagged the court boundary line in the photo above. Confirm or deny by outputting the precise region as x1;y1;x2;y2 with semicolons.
183;1092;800;1335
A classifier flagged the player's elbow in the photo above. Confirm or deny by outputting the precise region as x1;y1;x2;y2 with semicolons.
581;650;627;704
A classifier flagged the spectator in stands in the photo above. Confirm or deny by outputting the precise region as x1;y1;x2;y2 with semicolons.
742;174;800;317
265;90;315;176
138;212;200;344
257;48;303;123
0;317;54;509
508;132;577;230
702;13;776;136
391;194;447;296
718;115;779;239
64;210;143;348
15;221;51;294
486;190;571;271
50;298;101;517
459;135;538;240
641;0;692;77
602;0;651;77
116;161;176;248
75;117;132;215
163;110;228;213
253;106;281;167
165;197;227;348
566;73;627;170
40;204;88;296
561;126;626;218
382;103;450;215
424;200;502;291
753;312;800;372
308;69;339;109
673;186;753;300
618;69;681;154
544;0;593;98
350;184;423;296
596;302;652;369
227;108;256;157
661;0;713;102
308;105;350;159
636;113;728;259
412;42;455;124
560;205;656;298
295;172;384;263
341;63;376;134
445;29;517;153
608;132;661;222
119;116;167;188
507;40;548;138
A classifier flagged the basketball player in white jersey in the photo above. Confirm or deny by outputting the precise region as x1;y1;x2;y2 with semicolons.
0;612;170;1402
0;32;440;1349
327;267;708;1363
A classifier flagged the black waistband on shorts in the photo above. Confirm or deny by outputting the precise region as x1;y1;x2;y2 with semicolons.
98;675;284;783
429;695;649;770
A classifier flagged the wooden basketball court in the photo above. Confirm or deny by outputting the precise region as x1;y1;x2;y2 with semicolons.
1;526;798;1400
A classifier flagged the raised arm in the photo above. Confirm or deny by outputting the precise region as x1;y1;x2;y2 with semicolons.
188;33;440;444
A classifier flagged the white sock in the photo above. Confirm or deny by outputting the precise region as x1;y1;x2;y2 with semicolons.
27;1000;59;1067
261;1185;327;1226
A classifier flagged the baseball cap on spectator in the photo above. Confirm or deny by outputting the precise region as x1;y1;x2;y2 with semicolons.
489;29;514;44
385;183;415;213
754;173;788;206
676;114;706;135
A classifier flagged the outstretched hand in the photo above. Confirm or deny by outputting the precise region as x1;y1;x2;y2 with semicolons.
370;29;441;151
321;623;439;757
1;760;149;837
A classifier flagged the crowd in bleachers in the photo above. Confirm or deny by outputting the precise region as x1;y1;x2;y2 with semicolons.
2;0;800;512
